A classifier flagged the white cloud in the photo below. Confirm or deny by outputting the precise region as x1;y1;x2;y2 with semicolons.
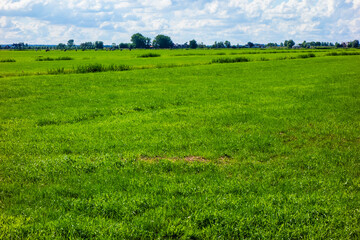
140;0;172;10
346;0;360;9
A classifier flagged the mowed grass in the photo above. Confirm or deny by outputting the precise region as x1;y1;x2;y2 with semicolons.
0;50;360;239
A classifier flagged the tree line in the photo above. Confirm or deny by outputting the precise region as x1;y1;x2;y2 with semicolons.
3;34;359;50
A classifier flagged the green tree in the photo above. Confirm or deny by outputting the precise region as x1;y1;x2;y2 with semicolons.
12;42;25;50
131;33;150;48
189;39;198;49
57;43;66;50
153;34;174;49
80;42;94;50
95;41;104;49
224;40;231;48
67;39;74;49
352;40;359;48
247;42;254;48
119;43;130;49
284;39;295;48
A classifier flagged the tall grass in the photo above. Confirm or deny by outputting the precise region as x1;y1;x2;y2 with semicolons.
48;63;131;75
326;52;360;56
212;57;249;63
0;58;16;62
138;53;161;58
36;56;73;61
297;53;316;58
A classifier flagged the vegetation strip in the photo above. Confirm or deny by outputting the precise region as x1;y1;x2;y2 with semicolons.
35;56;73;61
0;58;16;62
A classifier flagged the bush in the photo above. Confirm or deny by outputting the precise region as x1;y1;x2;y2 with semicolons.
138;53;161;58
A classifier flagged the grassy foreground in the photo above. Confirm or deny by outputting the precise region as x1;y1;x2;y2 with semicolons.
0;50;360;239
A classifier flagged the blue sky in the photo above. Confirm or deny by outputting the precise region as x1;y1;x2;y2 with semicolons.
0;0;359;45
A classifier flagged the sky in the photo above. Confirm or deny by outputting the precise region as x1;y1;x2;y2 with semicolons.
0;0;359;45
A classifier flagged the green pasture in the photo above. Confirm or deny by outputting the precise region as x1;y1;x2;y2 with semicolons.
0;49;360;239
0;48;359;76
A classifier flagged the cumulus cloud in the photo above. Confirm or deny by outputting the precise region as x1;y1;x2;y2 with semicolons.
0;0;359;45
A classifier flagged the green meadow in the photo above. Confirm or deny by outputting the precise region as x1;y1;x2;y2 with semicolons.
1;49;360;239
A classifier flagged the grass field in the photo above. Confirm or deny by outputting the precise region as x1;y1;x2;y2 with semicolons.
1;49;360;239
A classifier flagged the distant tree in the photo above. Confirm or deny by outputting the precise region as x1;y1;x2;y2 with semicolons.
153;34;174;49
266;42;278;47
95;41;104;49
247;42;254;48
57;43;66;50
218;42;225;48
80;42;95;50
212;41;225;48
224;40;231;48
145;37;151;48
12;42;25;50
189;39;198;49
198;42;206;48
335;42;341;48
119;43;130;49
111;43;118;49
352;39;359;48
284;40;295;48
131;33;150;48
67;39;74;49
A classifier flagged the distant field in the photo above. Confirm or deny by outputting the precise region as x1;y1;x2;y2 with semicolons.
0;49;359;239
0;48;359;77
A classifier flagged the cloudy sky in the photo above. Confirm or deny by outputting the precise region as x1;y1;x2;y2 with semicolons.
0;0;359;45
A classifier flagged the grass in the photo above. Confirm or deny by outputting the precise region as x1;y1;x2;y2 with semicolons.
0;49;360;238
